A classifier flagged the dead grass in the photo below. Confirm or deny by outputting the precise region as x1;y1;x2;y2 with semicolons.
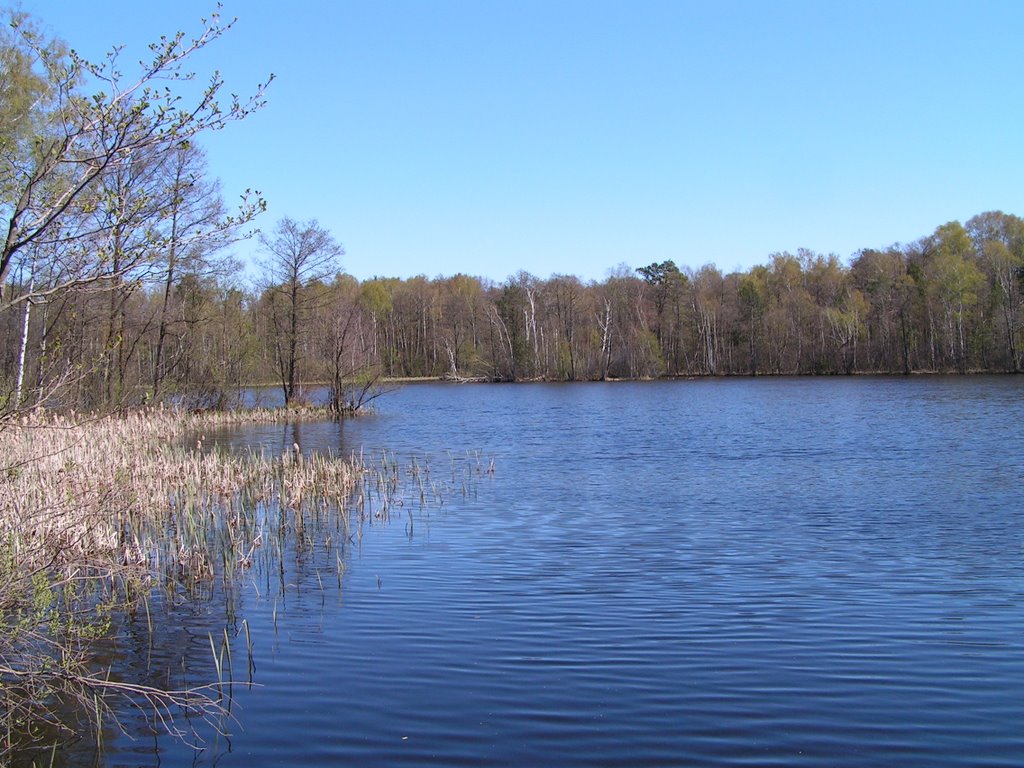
0;406;363;759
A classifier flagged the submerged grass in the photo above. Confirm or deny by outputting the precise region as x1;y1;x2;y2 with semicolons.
0;406;365;761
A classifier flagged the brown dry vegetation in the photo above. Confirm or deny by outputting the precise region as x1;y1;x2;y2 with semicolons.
0;407;361;760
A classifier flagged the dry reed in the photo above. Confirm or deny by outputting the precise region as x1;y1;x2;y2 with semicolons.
0;406;363;759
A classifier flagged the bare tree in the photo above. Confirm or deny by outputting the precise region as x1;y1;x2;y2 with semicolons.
151;143;262;400
258;217;344;405
0;8;272;313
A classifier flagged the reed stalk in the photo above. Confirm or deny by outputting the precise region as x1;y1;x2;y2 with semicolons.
0;406;363;760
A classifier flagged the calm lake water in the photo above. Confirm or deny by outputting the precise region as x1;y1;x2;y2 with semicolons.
99;377;1022;767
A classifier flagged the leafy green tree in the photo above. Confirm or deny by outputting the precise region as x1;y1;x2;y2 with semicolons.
0;10;64;204
928;221;985;371
636;260;688;373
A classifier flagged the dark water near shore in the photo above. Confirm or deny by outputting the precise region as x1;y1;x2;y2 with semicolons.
104;377;1022;766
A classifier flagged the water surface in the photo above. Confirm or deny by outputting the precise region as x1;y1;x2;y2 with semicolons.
107;377;1023;767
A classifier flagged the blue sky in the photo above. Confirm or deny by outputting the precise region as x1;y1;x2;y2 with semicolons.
25;0;1024;284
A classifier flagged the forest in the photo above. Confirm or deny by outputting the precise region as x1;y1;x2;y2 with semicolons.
3;9;1024;418
4;205;1024;414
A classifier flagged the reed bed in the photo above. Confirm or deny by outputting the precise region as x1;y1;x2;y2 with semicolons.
1;408;359;577
0;407;365;760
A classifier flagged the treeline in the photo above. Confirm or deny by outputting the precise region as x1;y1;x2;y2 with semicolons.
353;212;1024;382
3;8;1023;415
3;209;1023;412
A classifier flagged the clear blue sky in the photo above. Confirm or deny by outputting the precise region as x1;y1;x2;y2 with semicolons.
25;0;1024;284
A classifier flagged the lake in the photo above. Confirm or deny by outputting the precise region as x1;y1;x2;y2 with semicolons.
99;377;1023;767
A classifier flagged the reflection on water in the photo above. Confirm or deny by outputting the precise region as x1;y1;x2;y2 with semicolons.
87;378;1024;766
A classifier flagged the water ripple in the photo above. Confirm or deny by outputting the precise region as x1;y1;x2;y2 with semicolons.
123;378;1024;767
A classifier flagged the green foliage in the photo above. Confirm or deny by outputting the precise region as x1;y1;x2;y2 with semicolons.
636;260;683;286
738;268;768;316
358;280;394;317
